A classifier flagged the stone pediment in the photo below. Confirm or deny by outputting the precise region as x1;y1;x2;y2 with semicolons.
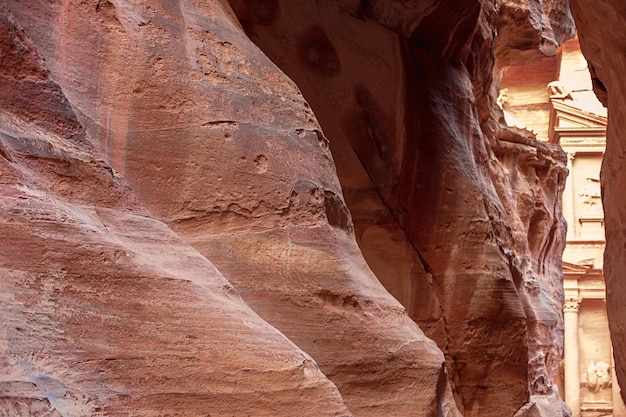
552;99;607;127
563;261;594;273
549;99;607;145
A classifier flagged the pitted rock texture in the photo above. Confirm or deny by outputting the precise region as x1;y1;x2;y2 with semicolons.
568;0;626;405
1;0;577;416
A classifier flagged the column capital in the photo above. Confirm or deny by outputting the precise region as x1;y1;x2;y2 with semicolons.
564;297;581;312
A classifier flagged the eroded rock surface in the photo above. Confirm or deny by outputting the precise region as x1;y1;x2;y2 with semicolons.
228;0;572;415
0;0;579;416
0;4;349;416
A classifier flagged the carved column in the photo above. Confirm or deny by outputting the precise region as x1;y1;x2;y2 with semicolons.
564;297;581;417
565;152;576;238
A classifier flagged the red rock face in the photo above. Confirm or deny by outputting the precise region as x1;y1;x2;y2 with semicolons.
1;0;454;415
568;0;626;405
0;0;578;416
0;3;349;416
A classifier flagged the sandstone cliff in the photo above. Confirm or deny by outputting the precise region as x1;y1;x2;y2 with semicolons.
0;0;577;416
227;0;573;415
0;4;350;416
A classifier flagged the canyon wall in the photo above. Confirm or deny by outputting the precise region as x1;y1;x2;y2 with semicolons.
0;4;351;416
0;0;580;416
227;0;574;415
568;0;626;406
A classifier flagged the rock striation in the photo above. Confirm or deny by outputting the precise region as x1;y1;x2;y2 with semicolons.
0;0;585;416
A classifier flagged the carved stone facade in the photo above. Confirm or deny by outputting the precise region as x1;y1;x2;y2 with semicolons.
502;37;626;417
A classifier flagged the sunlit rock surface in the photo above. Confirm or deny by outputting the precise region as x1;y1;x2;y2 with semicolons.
0;5;352;416
0;0;579;416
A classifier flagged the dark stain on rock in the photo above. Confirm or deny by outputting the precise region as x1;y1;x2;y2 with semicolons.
341;85;397;197
297;25;341;77
324;190;353;233
229;0;279;34
245;0;279;25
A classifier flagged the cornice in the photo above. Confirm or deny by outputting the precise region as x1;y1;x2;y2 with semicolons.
551;100;607;126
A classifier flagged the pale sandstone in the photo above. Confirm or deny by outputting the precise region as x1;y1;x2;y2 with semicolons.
500;37;626;416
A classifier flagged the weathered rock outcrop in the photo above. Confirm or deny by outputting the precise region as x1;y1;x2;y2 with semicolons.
567;0;626;405
0;0;580;416
0;5;350;416
227;1;572;415
1;0;455;415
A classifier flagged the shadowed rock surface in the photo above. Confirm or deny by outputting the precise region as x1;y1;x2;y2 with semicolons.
227;1;572;415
